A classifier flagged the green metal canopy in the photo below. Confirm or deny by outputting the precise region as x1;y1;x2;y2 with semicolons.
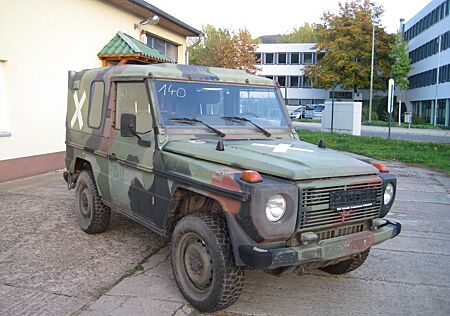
98;31;175;65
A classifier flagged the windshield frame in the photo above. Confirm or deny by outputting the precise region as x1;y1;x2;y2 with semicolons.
148;79;293;137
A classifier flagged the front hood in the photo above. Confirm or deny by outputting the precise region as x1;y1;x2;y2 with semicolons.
162;139;378;180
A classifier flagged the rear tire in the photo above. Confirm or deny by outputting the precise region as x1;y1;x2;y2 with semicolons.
320;248;370;275
171;213;244;312
74;170;110;234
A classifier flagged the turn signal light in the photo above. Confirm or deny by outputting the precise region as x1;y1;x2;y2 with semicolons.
373;162;389;173
240;170;263;183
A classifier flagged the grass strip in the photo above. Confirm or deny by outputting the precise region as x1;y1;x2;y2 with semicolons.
298;129;450;174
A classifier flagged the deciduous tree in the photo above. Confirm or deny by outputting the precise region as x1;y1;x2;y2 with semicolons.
281;23;317;43
189;25;259;74
305;0;394;91
390;33;413;124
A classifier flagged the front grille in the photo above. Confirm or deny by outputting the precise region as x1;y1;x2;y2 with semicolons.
316;223;366;241
298;180;382;230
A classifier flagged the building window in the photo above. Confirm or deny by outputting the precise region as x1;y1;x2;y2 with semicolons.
287;99;300;105
278;53;287;64
303;53;314;64
302;76;312;87
330;91;353;99
277;76;286;87
290;53;300;64
0;60;9;137
300;99;313;105
147;34;178;61
255;53;262;64
289;76;300;87
265;53;274;64
404;0;449;41
88;81;105;129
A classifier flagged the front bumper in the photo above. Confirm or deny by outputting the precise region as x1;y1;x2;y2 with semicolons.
238;220;401;269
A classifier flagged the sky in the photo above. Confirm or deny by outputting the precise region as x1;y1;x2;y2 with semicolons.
147;0;430;37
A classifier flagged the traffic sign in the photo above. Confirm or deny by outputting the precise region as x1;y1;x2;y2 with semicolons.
387;79;394;114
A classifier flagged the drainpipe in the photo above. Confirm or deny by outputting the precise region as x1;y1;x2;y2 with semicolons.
185;34;203;65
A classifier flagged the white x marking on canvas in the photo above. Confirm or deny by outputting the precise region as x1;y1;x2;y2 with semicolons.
251;143;314;153
71;91;86;129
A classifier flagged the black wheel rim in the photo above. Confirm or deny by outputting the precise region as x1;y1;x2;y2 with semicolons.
180;232;213;292
79;187;91;220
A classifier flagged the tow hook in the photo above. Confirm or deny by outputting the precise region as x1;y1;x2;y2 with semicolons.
63;171;77;190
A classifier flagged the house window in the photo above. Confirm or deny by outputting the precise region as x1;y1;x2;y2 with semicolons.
147;34;178;61
265;53;274;64
290;53;300;64
88;81;105;129
289;76;300;87
277;76;286;87
278;53;287;64
0;60;9;137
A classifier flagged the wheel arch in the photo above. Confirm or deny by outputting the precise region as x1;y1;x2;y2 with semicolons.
167;184;255;266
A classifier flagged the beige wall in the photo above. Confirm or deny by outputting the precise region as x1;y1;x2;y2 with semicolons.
0;0;187;160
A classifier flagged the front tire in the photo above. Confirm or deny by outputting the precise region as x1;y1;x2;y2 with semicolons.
74;170;111;234
320;248;370;274
171;213;244;312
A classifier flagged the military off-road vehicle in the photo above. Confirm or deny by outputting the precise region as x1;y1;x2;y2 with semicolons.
64;64;401;312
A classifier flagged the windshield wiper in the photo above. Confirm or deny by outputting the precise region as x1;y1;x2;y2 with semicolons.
221;116;271;137
167;117;226;138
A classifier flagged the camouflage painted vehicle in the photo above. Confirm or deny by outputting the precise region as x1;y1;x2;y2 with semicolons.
64;64;401;312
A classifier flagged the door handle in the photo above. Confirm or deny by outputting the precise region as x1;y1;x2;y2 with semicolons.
108;153;118;161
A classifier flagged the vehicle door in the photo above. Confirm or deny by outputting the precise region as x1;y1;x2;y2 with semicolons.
107;80;161;227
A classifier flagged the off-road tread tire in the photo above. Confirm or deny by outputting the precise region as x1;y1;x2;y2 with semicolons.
171;213;244;312
320;248;370;275
75;170;111;234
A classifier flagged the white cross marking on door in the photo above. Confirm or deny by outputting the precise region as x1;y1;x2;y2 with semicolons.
251;143;314;153
70;91;86;129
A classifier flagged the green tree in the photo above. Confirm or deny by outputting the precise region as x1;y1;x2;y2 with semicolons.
189;25;259;74
281;23;317;43
390;33;413;124
305;0;394;91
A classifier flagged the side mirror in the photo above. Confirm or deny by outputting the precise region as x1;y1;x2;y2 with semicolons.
120;113;136;137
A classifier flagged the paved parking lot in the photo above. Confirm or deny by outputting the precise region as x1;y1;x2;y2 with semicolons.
0;160;449;315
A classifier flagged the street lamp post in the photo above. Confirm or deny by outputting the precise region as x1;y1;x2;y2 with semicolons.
368;20;375;123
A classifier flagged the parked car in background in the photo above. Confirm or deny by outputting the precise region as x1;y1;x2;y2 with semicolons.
289;106;305;119
312;105;325;120
304;104;325;120
304;104;317;119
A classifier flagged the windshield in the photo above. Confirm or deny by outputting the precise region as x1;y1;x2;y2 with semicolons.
315;105;325;111
152;80;289;129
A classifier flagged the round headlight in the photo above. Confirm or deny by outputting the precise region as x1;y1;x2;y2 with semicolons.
266;194;286;222
384;183;394;205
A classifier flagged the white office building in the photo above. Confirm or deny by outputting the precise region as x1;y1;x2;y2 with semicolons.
255;43;372;107
403;0;450;126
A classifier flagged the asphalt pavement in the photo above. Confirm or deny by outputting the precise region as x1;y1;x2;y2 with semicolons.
293;121;450;143
0;162;449;316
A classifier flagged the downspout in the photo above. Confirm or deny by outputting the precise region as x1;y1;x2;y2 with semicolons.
185;34;203;65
